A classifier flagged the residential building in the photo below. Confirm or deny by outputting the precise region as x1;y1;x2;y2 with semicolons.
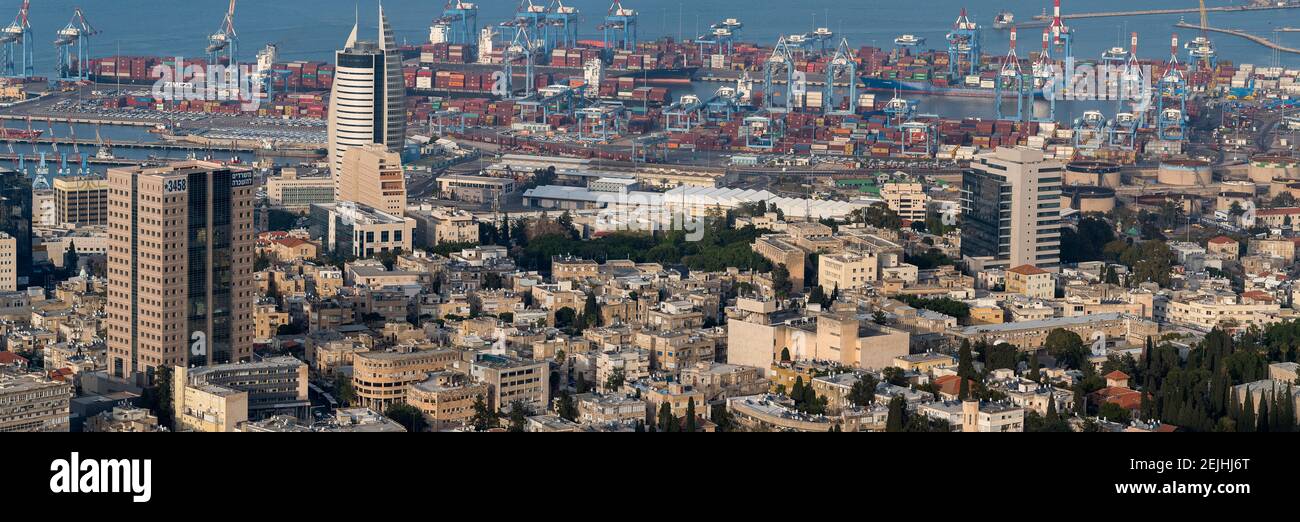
53;176;109;227
339;143;407;216
106;161;256;385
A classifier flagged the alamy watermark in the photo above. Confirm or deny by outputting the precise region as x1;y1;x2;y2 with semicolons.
151;56;263;111
1040;57;1155;112
593;193;706;242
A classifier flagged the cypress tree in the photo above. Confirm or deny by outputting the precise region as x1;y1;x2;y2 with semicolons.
686;398;697;433
1028;352;1041;382
1256;392;1271;433
885;395;906;432
791;377;805;405
958;376;970;401
1241;390;1256;433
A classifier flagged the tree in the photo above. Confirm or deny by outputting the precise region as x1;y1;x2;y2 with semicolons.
885;395;906;432
861;202;902;230
1044;329;1089;370
780;347;792;362
958;375;970;401
333;373;356;406
142;366;174;429
957;340;975;379
772;264;793;298
471;395;498;431
584;292;603;327
657;402;678;432
711;403;736;432
555;391;577;421
1098;402;1131;424
605;367;626;391
508;400;530;432
848;374;878;407
872;310;888;325
686;398;698;432
1028;352;1041;382
384;403;429;432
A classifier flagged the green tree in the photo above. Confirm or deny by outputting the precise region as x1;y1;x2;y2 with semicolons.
885;395;906;432
384;403;429;432
685;398;698;432
508;400;530;432
471;395;498;431
772;264;793;298
555;391;577;421
1028;352;1041;382
780;347;792;362
657;402;678;432
333;372;356;406
711;403;736;432
1044;329;1089;370
848;373;878;407
605;368;626;391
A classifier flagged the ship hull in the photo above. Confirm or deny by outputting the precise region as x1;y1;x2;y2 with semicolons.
860;76;1044;99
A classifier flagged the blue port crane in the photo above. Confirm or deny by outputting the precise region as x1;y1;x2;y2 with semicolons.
823;38;858;115
436;1;479;46
54;8;98;82
946;8;981;77
502;25;537;97
599;1;638;52
0;1;34;78
696;19;743;64
206;0;238;66
1031;27;1056;123
544;1;580;50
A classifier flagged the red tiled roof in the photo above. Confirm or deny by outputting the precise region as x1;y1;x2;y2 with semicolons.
274;238;310;248
934;374;978;397
1255;207;1300;216
1104;370;1130;381
1090;386;1143;410
1207;236;1235;245
1008;264;1048;276
0;352;27;365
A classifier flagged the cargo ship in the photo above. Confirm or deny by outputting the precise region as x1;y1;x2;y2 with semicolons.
860;76;1000;98
0;128;44;139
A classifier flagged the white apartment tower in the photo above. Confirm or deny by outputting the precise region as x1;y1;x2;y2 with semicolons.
960;147;1063;272
328;6;407;193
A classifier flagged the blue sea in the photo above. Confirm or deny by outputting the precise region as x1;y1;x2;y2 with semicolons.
13;0;1298;74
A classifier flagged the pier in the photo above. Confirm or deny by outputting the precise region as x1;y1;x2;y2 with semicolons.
0;153;151;166
1173;22;1300;55
1031;4;1300;22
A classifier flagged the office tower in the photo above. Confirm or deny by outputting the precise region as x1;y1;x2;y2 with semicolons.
339;143;406;216
960;147;1063;272
0;169;31;286
0;231;14;291
327;5;406;186
106;161;256;385
53;176;109;227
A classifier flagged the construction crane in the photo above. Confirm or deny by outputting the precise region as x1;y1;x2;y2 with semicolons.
0;1;33;78
599;1;638;52
207;0;238;65
1185;0;1216;71
55;8;99;82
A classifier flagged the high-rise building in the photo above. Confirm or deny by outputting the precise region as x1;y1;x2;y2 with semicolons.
327;6;406;185
0;231;14;291
53;176;109;227
339;143;406;216
106;161;256;385
960;147;1063;272
0;169;31;286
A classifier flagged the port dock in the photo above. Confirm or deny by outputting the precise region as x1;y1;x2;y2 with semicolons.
1173;22;1300;55
1031;4;1300;22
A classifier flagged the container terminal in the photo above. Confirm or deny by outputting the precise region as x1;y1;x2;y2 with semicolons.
0;0;1293;183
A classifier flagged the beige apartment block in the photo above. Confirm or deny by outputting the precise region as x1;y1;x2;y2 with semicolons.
407;371;488;431
881;181;928;221
1006;264;1054;299
0;231;14;292
339;143;407;216
352;349;461;411
53;176;109;227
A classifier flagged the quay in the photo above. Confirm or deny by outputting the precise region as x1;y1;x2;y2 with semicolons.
1173;22;1300;55
1032;4;1300;21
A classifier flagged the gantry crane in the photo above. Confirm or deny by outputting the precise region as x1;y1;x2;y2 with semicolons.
946;8;980;77
1186;0;1216;71
599;1;638;52
55;8;99;82
0;1;33;78
994;26;1029;121
435;1;479;46
544;1;580;50
763;35;797;112
207;0;238;65
823;38;858;115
